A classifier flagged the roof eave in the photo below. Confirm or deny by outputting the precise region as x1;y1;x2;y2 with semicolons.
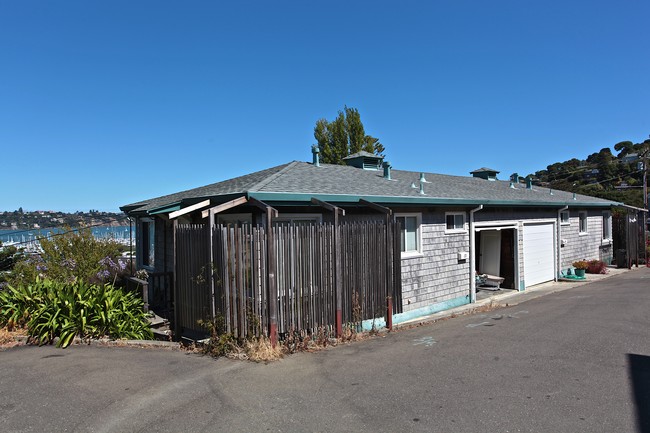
248;191;619;208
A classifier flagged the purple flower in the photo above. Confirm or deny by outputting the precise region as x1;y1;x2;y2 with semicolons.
96;269;111;281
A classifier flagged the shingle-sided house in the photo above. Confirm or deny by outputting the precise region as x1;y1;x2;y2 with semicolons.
121;151;621;339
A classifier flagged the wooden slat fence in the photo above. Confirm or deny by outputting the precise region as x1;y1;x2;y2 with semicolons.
175;224;212;334
175;220;402;340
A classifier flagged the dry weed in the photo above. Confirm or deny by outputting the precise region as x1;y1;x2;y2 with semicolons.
245;336;283;362
0;326;26;348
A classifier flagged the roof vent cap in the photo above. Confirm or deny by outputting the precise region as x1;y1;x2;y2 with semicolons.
311;145;320;167
343;151;383;170
470;167;500;181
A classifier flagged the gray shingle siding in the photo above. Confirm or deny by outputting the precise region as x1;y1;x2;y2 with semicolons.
560;210;613;269
400;210;470;312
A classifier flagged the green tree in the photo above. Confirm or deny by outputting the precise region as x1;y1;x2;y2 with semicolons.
313;106;385;164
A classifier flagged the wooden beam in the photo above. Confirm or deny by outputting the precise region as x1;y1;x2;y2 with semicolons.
359;199;392;215
200;196;248;219
169;199;211;220
311;197;345;216
248;197;279;217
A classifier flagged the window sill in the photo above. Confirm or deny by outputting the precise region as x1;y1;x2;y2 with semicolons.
579;232;589;236
445;229;467;235
401;252;424;260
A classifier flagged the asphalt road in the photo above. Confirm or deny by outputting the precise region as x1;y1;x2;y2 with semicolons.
1;268;649;433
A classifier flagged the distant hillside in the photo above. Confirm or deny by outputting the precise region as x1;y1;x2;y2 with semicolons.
0;209;128;231
529;138;649;209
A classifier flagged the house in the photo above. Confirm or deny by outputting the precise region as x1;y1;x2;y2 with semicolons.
121;150;622;339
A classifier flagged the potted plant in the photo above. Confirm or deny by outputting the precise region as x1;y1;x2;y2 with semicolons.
572;260;589;277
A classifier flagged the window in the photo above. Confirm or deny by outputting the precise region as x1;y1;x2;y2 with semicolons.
396;213;421;257
579;211;588;234
602;211;612;240
560;211;570;225
445;212;466;233
273;213;322;226
141;218;155;268
217;213;252;227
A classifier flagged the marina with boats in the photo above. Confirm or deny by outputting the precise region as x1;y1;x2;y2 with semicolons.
0;226;134;254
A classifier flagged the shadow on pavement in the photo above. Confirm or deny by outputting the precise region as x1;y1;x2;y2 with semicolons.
628;353;650;433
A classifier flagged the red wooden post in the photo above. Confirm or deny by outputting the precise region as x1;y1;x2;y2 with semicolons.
267;209;278;347
335;212;342;338
386;296;393;331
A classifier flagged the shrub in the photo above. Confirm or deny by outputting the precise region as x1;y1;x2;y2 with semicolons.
572;260;589;270
0;279;152;348
8;226;125;288
587;260;608;274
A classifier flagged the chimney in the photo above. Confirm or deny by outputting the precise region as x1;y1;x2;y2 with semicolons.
311;145;320;167
383;161;392;180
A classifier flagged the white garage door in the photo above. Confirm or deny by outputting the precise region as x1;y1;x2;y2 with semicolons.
523;223;555;287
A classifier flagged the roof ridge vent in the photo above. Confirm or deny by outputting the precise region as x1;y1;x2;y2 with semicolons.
471;167;500;181
343;151;383;170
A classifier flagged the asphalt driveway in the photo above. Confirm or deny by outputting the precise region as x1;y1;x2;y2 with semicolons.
2;267;649;433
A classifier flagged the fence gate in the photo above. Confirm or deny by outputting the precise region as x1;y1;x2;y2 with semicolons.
174;220;402;340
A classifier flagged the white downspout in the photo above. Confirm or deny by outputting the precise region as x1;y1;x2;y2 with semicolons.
557;205;568;279
469;205;484;303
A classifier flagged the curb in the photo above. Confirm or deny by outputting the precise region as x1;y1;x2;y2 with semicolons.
8;335;181;350
393;267;630;330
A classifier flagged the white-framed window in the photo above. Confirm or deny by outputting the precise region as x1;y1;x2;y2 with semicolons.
217;213;252;227
273;213;322;226
396;213;422;257
445;212;466;233
602;211;612;240
141;218;155;269
560;211;570;225
579;211;588;234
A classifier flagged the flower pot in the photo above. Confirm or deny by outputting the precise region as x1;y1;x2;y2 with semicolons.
575;269;586;278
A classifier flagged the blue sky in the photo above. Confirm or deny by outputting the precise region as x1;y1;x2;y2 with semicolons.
1;1;648;212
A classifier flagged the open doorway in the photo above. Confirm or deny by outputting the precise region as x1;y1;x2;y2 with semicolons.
475;228;516;291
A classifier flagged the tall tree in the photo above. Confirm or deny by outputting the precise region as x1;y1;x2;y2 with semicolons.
313;106;385;164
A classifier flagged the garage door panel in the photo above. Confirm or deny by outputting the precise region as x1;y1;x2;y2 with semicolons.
523;223;555;287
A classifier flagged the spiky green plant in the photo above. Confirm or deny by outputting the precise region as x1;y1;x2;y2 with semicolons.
0;279;152;348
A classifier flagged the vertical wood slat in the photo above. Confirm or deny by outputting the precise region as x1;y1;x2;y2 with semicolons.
174;220;402;340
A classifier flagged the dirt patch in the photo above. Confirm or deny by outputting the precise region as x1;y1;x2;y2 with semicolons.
0;327;27;350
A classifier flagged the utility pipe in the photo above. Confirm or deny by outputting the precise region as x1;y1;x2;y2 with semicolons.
557;205;568;279
469;205;484;303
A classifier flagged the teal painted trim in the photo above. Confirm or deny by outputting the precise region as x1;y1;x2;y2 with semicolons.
519;280;526;290
248;191;618;209
149;204;181;215
360;295;470;331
